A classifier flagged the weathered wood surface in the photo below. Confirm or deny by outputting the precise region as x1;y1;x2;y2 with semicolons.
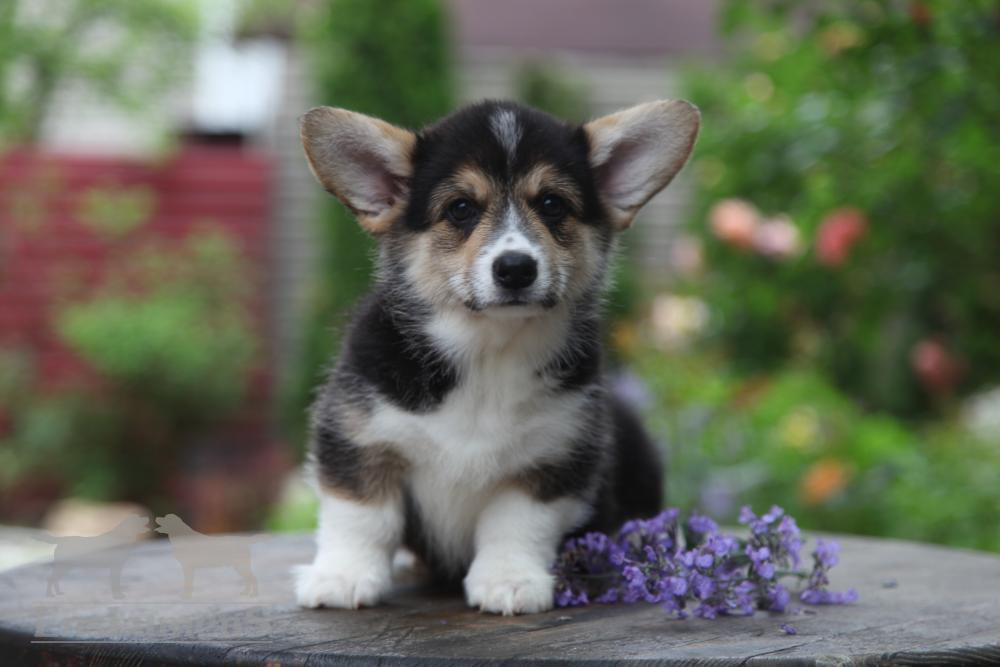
1;531;999;666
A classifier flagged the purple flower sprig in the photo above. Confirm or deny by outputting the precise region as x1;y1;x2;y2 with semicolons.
552;505;858;619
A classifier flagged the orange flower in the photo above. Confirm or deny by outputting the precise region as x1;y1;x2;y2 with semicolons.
799;458;850;505
910;1;932;27
611;322;639;357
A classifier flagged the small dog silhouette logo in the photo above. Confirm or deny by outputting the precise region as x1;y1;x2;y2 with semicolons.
154;514;266;598
35;514;150;598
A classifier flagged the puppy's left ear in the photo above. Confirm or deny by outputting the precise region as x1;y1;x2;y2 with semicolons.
300;106;417;235
584;100;700;230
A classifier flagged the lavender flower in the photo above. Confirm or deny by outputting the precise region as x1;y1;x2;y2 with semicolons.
777;515;803;568
801;538;858;605
687;513;719;536
800;588;859;605
551;531;624;607
763;583;790;612
815;538;840;567
552;505;858;620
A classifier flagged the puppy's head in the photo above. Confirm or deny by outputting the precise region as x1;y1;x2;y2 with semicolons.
300;100;699;314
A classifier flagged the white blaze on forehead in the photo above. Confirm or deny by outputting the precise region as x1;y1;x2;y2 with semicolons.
490;109;522;163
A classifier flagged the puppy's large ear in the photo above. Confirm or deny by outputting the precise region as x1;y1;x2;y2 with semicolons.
584;100;700;230
300;106;416;235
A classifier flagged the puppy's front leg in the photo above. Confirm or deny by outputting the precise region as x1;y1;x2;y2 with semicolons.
295;488;403;609
465;489;589;615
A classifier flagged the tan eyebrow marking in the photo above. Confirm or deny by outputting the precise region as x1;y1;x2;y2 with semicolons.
517;163;583;210
428;165;495;219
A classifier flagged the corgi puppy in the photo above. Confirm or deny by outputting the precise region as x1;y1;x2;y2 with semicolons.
294;99;699;615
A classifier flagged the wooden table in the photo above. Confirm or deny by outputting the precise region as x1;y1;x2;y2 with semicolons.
1;532;999;665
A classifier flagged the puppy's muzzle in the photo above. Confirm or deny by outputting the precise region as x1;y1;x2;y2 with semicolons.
492;251;537;291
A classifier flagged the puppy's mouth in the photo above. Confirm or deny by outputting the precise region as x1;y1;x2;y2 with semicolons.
464;292;559;314
496;295;530;307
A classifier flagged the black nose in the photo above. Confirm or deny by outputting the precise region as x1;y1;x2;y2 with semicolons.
492;252;538;290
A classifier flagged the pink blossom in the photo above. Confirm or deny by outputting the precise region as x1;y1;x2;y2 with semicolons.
670;235;704;276
816;207;867;266
753;215;802;259
911;338;963;395
709;199;759;249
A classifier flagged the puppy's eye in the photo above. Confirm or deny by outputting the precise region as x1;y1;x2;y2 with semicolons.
539;194;568;220
445;198;479;225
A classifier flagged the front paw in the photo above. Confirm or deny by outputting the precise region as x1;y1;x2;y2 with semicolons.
294;557;391;609
464;557;554;615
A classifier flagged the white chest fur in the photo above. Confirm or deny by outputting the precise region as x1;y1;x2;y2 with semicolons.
358;307;586;570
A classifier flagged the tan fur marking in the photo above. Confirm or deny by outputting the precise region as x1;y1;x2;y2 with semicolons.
429;203;500;275
397;160;607;310
412;165;507;303
319;446;408;504
513;163;592;299
426;165;495;222
517;163;583;211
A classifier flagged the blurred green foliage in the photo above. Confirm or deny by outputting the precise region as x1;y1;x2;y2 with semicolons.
58;230;256;420
629;0;1000;552
1;229;257;514
681;0;1000;415
287;0;454;449
0;0;199;145
513;60;591;124
635;348;1000;552
77;184;156;239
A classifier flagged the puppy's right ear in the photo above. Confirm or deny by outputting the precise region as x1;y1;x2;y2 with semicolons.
300;107;416;235
584;100;699;231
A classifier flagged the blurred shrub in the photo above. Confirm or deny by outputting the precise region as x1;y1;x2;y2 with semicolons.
58;230;255;420
0;0;199;145
514;60;591;124
633;347;1000;552
681;1;1000;415
1;229;257;515
77;184;157;239
287;0;454;448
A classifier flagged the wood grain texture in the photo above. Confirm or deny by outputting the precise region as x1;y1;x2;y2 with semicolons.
1;532;999;666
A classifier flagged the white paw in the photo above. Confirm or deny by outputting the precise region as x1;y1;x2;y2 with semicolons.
293;557;391;609
464;557;555;615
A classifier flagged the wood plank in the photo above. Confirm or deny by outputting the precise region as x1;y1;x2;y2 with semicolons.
1;532;998;665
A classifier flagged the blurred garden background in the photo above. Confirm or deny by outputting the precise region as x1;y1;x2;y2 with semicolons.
1;0;998;567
